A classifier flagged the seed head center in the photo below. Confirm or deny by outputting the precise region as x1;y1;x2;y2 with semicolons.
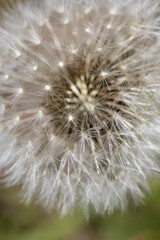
69;75;97;112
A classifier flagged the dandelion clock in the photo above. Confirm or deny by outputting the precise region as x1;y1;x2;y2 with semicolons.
0;0;160;215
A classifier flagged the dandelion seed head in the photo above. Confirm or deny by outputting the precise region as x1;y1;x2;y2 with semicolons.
0;0;160;216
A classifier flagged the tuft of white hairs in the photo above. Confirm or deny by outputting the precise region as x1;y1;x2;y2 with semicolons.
0;0;160;216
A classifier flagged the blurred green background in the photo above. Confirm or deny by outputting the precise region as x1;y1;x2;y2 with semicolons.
1;181;160;240
1;0;160;239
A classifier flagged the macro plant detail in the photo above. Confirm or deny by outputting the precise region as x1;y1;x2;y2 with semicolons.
0;0;160;215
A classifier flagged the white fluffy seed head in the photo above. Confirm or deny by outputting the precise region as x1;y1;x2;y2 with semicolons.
0;0;160;216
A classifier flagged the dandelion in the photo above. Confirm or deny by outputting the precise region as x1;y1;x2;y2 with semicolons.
0;0;160;215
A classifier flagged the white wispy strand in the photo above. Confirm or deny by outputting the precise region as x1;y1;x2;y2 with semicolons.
0;0;160;216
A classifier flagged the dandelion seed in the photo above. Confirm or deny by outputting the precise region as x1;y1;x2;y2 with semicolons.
101;71;108;77
4;74;9;80
33;65;38;71
63;19;69;25
17;88;23;95
71;49;77;54
85;28;91;33
58;61;64;67
15;115;20;122
15;51;21;58
38;110;43;117
97;47;102;52
106;23;112;29
68;115;74;121
44;85;51;91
